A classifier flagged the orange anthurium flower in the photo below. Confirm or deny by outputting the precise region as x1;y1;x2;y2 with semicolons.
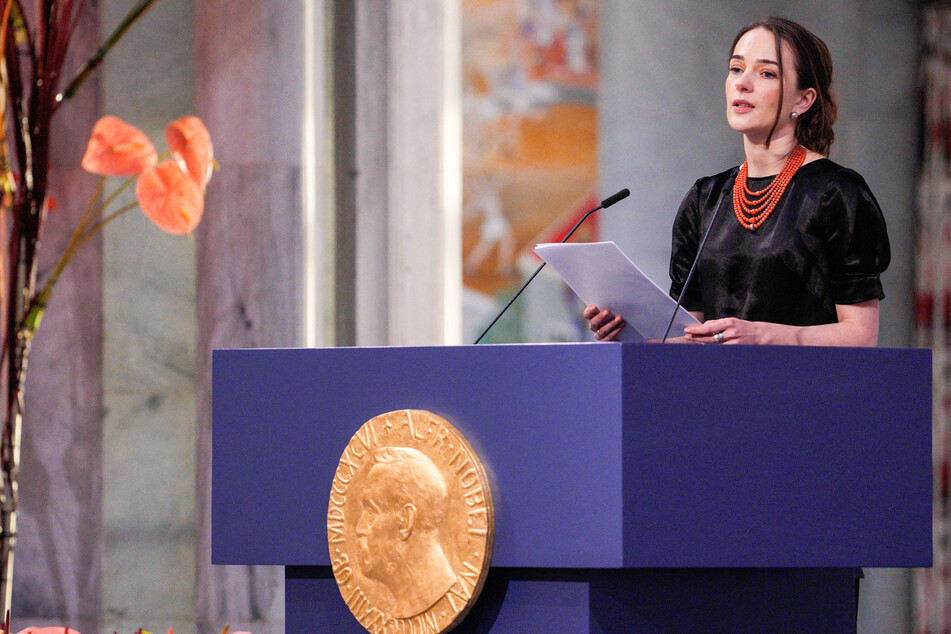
165;115;213;190
135;159;204;235
81;115;157;177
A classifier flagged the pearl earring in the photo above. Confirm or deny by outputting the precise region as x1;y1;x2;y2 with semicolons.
791;112;799;120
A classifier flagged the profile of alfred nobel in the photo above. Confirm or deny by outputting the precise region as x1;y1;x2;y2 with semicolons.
355;447;457;619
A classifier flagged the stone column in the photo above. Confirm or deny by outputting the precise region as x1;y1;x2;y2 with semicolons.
194;2;315;631
384;0;462;346
194;0;461;628
351;0;390;346
343;0;463;347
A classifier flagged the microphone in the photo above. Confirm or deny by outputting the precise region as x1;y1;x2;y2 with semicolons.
473;188;630;345
660;189;728;342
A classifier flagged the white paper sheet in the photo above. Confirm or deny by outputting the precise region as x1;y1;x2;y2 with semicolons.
534;241;701;343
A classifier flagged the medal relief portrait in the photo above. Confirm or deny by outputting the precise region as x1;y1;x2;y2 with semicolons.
355;447;458;619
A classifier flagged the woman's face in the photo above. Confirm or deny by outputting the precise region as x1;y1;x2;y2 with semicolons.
725;27;805;142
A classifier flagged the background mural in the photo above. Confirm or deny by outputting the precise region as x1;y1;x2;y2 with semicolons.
462;0;600;343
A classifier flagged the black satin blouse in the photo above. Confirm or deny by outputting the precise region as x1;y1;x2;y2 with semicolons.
669;159;890;326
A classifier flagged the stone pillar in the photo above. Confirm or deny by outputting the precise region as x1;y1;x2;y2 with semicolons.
384;0;462;346
343;0;462;347
12;3;103;631
195;2;315;630
194;0;460;628
352;0;390;346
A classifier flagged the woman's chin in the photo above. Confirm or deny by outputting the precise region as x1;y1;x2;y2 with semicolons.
726;116;762;136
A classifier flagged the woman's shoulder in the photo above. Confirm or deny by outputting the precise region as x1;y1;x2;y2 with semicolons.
797;159;887;237
685;165;740;204
675;166;738;218
795;158;875;196
693;165;740;192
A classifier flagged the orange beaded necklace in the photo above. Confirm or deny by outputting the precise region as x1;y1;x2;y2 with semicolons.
732;145;806;231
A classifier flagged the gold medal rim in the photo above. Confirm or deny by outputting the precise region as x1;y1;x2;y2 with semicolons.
326;408;495;632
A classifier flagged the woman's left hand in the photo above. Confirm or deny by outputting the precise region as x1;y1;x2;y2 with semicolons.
681;301;879;347
683;317;769;345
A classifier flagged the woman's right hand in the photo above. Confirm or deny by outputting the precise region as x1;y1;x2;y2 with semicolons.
583;304;626;341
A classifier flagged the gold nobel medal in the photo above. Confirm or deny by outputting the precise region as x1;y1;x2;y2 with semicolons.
328;410;495;633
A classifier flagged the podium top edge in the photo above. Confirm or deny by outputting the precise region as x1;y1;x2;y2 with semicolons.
211;342;932;353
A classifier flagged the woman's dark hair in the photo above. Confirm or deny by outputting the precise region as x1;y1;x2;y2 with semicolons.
730;17;837;155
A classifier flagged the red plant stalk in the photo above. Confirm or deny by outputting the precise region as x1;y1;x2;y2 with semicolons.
0;0;162;615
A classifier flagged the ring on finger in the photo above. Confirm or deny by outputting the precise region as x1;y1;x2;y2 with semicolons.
713;331;725;344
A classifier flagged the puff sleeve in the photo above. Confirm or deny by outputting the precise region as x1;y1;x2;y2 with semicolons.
821;170;890;304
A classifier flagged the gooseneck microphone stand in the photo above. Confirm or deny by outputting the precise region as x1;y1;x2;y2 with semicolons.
473;188;630;344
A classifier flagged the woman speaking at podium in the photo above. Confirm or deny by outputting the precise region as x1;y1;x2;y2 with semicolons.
586;17;890;345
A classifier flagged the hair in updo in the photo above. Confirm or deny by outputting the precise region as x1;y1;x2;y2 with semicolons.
731;17;837;155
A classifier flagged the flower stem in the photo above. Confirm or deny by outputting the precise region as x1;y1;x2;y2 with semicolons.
55;0;162;105
95;175;135;220
78;200;138;242
20;178;135;338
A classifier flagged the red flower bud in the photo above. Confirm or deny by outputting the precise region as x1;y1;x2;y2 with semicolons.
81;116;157;177
165;116;213;191
135;159;203;235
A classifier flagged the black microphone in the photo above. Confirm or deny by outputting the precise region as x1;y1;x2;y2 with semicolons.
660;189;727;342
473;188;630;344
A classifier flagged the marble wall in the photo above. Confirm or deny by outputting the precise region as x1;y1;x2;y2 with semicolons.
98;2;198;632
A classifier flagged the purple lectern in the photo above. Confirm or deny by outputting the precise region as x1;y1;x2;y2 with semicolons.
212;343;931;632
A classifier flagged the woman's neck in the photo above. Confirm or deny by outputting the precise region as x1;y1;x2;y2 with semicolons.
743;132;799;177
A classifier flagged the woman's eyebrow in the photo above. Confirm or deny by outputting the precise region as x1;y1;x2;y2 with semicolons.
730;54;779;65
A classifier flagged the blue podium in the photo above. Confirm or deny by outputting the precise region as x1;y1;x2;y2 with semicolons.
212;344;932;632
